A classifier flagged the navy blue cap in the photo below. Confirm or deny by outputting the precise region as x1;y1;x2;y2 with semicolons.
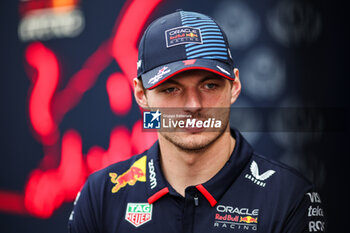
137;10;235;89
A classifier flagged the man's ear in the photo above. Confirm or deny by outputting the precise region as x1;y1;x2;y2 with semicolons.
133;78;149;109
230;68;241;104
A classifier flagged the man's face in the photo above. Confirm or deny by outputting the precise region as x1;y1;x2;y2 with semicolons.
135;69;240;152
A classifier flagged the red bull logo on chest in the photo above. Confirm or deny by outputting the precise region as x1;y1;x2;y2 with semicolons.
240;216;258;224
214;205;259;231
109;156;147;193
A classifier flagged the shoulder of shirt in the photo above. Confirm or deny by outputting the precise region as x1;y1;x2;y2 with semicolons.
251;152;313;189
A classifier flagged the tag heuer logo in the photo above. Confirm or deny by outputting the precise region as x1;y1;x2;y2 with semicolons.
125;203;152;227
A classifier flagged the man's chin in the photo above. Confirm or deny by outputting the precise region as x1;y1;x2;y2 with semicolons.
160;130;224;152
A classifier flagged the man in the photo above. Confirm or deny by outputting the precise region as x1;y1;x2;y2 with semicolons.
68;10;326;232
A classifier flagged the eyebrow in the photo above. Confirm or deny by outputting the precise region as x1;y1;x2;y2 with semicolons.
199;76;224;83
162;79;179;85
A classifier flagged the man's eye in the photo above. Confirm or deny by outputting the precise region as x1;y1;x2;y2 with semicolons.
162;87;178;93
204;83;218;89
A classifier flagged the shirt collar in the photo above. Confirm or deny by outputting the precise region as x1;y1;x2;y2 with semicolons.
145;128;254;207
145;140;173;204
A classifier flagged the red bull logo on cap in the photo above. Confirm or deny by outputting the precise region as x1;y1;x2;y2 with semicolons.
109;156;147;193
165;26;202;48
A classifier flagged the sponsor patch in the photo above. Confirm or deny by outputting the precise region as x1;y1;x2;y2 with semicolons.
165;26;202;48
240;216;258;224
309;221;325;232
306;192;322;203
109;156;146;193
306;192;325;232
125;203;152;227
214;205;259;231
245;160;275;187
148;66;171;85
148;159;157;189
183;59;197;65
216;65;231;76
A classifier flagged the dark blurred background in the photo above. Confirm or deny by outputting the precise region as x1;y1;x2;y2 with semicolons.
0;0;348;232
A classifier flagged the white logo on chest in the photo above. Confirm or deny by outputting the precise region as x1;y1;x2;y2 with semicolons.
245;160;275;187
148;159;157;189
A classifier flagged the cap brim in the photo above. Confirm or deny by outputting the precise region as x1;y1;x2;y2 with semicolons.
141;59;235;89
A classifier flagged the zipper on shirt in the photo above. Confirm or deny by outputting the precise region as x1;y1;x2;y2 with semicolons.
194;194;199;207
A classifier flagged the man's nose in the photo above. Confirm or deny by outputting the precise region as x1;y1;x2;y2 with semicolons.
183;89;202;113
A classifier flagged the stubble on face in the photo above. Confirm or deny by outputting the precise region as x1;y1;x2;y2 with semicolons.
159;110;230;153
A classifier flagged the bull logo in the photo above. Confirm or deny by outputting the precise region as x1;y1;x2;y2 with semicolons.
109;156;147;193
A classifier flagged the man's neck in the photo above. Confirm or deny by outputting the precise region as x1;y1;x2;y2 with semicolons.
158;130;235;196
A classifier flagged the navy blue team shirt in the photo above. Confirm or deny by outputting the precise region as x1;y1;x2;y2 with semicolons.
68;128;326;232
